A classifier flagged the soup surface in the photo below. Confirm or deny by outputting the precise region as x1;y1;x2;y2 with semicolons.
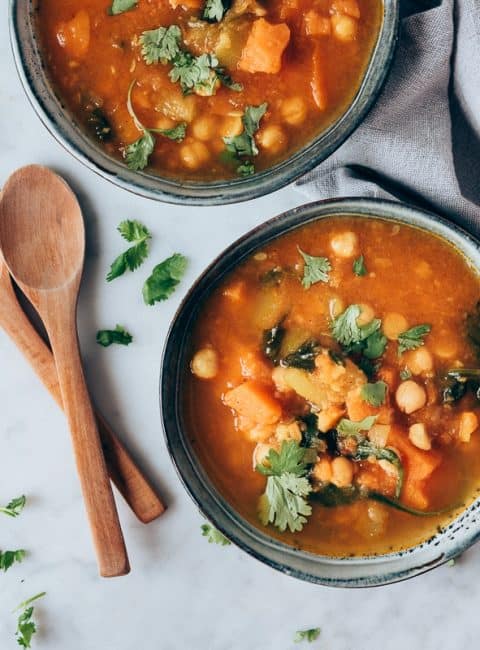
37;0;382;181
184;216;480;556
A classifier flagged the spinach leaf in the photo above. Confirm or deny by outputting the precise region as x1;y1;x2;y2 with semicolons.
281;340;321;372
262;320;286;364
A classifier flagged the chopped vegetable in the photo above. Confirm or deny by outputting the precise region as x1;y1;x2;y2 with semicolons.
353;255;367;276
109;0;137;15
142;253;188;305
294;628;321;643
201;523;231;545
14;592;46;649
0;495;26;517
262;320;286;364
298;248;331;288
281;340;320;372
224;380;282;424
96;325;133;347
360;381;387;407
0;549;26;572
106;219;151;281
239;18;291;74
397;324;431;355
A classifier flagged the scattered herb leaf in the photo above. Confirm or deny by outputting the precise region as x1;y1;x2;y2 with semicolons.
14;592;46;649
139;25;182;65
331;304;381;348
281;341;320;372
201;523;231;546
0;495;26;517
337;415;377;437
397;324;431;355
400;367;412;381
298;248;331;289
262;320;286;364
353;255;367;277
294;628;321;643
354;440;403;498
0;549;26;572
96;325;133;347
109;0;137;15
203;0;231;22
223;103;267;176
363;329;387;359
142;253;188;305
106;219;151;281
360;381;387;407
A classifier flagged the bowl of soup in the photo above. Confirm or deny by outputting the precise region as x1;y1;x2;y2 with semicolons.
10;0;398;204
162;198;480;586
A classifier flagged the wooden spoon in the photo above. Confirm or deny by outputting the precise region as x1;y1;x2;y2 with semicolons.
0;165;129;577
0;258;165;524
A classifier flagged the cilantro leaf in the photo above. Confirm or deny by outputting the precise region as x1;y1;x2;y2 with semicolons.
201;523;231;546
106;219;151;281
203;0;231;22
216;69;243;92
398;324;432;355
109;0;137;15
294;628;321;643
353;255;367;276
223;103;268;176
400;367;412;381
139;25;182;65
258;473;312;533
331;304;381;347
156;122;187;142
337;415;377;437
237;160;255;176
256;440;312;478
96;325;133;347
14;593;46;649
169;52;220;95
360;381;387;407
142;253;188;305
298;247;331;288
0;549;26;572
363;329;387;359
0;495;26;517
124;131;155;172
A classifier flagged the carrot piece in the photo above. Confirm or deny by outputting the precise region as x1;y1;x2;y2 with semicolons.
56;10;90;58
311;44;328;110
304;11;331;37
224;380;282;424
238;18;291;74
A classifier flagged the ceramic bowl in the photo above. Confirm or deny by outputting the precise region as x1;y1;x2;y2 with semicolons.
10;0;399;205
161;198;480;587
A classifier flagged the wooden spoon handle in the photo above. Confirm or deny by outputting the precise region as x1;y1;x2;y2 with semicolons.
0;269;164;523
46;295;129;577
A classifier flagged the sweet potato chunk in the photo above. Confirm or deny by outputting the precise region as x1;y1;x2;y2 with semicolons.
56;10;90;58
238;18;291;74
224;380;282;424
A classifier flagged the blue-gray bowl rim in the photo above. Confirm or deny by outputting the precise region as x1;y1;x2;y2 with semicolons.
160;197;480;587
9;0;399;206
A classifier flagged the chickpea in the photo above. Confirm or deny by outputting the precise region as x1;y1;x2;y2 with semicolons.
192;115;216;141
191;347;219;379
257;125;288;155
396;380;427;414
331;14;358;41
408;423;431;450
220;115;243;138
281;96;307;126
313;457;332;483
179;140;211;170
330;231;359;258
458;412;478;443
331;456;354;487
403;348;434;375
368;424;391;448
383;312;408;341
356;303;375;326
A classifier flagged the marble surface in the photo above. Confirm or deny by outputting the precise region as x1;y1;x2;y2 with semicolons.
1;8;480;650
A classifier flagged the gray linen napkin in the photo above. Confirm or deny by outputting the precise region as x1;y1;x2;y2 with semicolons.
296;0;480;235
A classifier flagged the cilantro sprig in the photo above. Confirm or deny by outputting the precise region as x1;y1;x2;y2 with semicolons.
0;549;26;572
353;255;367;277
109;0;137;15
140;25;182;65
294;628;321;643
14;592;46;649
337;415;377;438
142;253;188;305
360;381;387;407
201;523;231;546
223;104;268;176
203;0;231;22
124;80;187;171
298;248;331;288
256;441;313;533
0;495;26;517
96;325;133;347
398;324;431;355
106;219;152;281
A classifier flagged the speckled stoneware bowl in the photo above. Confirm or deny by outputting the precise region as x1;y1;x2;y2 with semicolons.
161;198;480;587
10;0;399;205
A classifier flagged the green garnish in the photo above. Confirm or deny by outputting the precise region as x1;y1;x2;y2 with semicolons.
400;367;412;381
353;255;367;277
223;103;268;176
256;441;313;533
203;0;231;22
298;248;331;288
0;549;26;572
337;415;377;437
360;381;387;407
106;219;152;281
201;523;231;546
331;305;381;348
96;325;133;347
0;495;26;517
281;340;321;372
139;25;182;65
262;320;286;364
354;440;403;498
124;80;187;171
142;253;188;305
109;0;137;15
14;592;46;649
363;329;387;359
294;628;321;643
398;324;431;355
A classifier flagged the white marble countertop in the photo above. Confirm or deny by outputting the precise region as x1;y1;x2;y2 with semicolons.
1;8;479;650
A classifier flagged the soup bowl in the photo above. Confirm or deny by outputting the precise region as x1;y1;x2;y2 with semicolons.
10;0;398;206
161;198;480;587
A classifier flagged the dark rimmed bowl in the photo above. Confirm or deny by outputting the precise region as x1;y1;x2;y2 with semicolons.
161;198;480;587
10;0;399;206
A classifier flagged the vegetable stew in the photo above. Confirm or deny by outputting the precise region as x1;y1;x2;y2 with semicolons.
37;0;382;180
185;216;480;556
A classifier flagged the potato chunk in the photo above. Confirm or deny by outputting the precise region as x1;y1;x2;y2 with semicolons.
238;18;291;74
